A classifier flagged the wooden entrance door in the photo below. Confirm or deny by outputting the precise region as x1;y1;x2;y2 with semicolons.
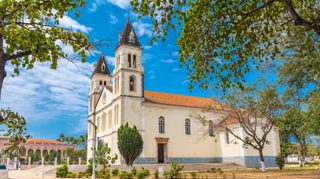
158;144;164;163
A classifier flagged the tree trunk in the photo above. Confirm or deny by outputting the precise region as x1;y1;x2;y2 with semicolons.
127;164;132;172
0;57;6;100
259;149;267;172
300;143;307;167
0;33;5;100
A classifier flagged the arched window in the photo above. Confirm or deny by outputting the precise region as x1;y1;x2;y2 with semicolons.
128;54;132;68
209;120;214;137
102;64;105;72
225;131;230;144
159;117;165;133
99;81;102;91
185;119;191;135
129;75;136;91
133;55;137;68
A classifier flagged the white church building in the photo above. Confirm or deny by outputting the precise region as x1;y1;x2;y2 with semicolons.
87;19;280;167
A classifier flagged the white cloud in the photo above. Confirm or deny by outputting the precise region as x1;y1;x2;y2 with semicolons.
0;37;96;135
149;75;156;80
183;79;189;84
105;56;115;66
172;51;179;56
89;3;98;12
172;68;180;72
142;53;152;63
132;21;152;37
109;14;119;24
106;0;130;9
161;59;176;64
143;45;152;50
1;60;93;128
58;15;92;33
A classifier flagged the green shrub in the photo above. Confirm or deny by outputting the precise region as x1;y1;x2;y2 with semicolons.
118;171;133;179
76;172;85;178
154;170;159;178
66;172;77;178
111;168;119;176
132;166;137;175
85;158;94;176
275;154;285;170
96;168;110;178
137;169;150;179
210;168;223;175
190;172;197;179
216;168;223;175
99;168;110;175
96;172;110;179
56;161;68;178
164;161;184;179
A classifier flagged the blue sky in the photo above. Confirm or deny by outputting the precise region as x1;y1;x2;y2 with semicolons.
0;0;274;139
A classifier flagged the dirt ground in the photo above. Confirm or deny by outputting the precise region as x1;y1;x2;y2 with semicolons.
179;168;320;179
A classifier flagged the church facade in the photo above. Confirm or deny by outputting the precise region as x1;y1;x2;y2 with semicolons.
87;20;280;167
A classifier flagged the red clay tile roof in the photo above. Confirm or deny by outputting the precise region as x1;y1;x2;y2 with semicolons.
26;138;63;144
144;90;223;109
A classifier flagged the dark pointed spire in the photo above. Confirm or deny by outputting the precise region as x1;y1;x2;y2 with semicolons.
91;53;111;77
115;19;141;51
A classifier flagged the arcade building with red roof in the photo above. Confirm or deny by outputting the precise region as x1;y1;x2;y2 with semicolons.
0;137;74;160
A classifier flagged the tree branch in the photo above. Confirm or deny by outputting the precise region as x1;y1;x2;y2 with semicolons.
281;0;320;35
5;51;31;61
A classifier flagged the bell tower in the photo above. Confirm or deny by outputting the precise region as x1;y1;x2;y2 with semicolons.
89;53;111;113
113;19;144;98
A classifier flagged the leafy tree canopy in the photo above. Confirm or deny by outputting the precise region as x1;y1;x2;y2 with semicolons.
131;0;320;90
96;139;117;169
0;108;29;139
0;0;93;97
117;122;143;171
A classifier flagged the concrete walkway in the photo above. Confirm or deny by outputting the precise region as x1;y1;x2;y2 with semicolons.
9;166;57;179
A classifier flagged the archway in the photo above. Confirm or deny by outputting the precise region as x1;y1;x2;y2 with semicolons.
33;149;41;163
46;150;57;163
27;149;34;157
42;150;48;157
57;150;62;163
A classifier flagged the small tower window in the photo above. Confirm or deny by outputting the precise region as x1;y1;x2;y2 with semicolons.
185;119;191;135
225;131;230;144
209;120;214;137
128;54;132;68
102;64;105;72
159;117;165;133
129;31;135;43
129;75;136;91
133;55;137;68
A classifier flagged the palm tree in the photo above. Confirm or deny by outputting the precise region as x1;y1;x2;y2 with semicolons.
57;133;65;142
5;136;26;168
